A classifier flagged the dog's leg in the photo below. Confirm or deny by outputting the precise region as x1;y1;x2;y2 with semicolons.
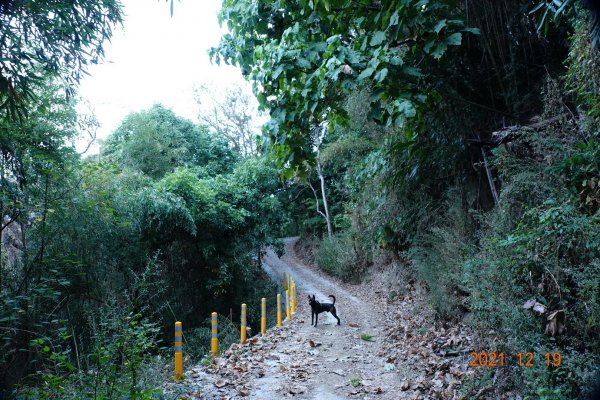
330;307;341;325
311;311;315;326
314;312;318;327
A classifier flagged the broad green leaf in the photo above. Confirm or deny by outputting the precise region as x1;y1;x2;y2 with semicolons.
389;11;399;27
402;66;423;77
370;31;386;47
370;87;386;101
390;55;403;65
424;40;435;54
462;27;481;35
396;99;416;118
446;32;462;46
434;19;447;33
374;68;389;82
273;65;284;79
358;67;375;80
431;43;447;59
296;58;311;68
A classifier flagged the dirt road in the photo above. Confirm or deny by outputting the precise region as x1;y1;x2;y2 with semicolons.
176;237;476;399
257;237;405;399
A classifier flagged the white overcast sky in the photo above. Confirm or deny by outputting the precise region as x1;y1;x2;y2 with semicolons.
77;0;249;154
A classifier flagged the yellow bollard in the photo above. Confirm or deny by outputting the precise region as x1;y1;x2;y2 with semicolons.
283;272;287;290
294;282;297;313
174;321;183;381
240;303;247;344
261;297;267;336
277;293;282;327
285;289;291;320
294;281;297;312
211;312;218;356
292;282;297;314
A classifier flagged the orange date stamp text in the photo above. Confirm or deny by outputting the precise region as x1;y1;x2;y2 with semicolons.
468;351;561;367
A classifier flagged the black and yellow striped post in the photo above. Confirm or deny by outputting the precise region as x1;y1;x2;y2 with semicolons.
211;312;218;356
261;297;267;336
283;272;288;290
277;293;282;327
174;321;183;381
285;289;291;320
240;303;247;344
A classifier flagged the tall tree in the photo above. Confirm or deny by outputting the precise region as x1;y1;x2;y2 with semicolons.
101;104;238;179
195;84;262;156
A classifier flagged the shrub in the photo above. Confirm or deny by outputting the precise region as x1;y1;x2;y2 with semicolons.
183;316;239;361
315;234;364;282
409;190;476;320
18;309;162;400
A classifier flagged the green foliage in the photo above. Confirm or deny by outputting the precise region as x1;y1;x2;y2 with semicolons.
134;183;198;238
314;233;368;282
291;5;599;398
20;311;161;400
565;15;600;128
1;81;80;205
530;0;600;49
184;317;239;361
409;192;475;319
101;104;237;179
359;334;374;342
560;140;600;216
212;0;474;173
0;0;123;121
463;113;599;396
350;377;362;387
0;86;289;397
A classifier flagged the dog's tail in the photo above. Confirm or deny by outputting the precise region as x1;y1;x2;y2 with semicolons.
328;295;336;305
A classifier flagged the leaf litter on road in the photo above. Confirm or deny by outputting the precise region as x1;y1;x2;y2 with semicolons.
163;238;482;399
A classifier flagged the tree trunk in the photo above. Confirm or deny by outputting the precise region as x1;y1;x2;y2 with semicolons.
316;161;333;238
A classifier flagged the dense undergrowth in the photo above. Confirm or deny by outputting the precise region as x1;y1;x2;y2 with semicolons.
0;101;287;398
291;7;600;400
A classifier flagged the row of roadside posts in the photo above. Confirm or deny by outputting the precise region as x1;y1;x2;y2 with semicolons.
174;272;298;381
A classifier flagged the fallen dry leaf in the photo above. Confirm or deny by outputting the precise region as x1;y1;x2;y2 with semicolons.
545;309;566;336
214;379;228;388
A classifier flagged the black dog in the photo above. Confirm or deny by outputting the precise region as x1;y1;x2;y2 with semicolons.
308;294;341;327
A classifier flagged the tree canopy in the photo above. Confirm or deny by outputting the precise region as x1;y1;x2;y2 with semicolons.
0;0;122;121
101;104;238;179
211;0;475;174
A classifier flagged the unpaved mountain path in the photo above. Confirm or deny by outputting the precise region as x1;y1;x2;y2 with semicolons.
257;237;402;399
176;237;478;399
